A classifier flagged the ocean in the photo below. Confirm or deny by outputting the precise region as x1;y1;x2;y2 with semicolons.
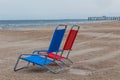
0;19;109;30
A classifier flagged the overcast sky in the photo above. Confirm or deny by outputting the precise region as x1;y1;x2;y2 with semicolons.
0;0;120;20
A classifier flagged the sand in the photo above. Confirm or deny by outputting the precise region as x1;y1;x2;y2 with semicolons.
0;21;120;80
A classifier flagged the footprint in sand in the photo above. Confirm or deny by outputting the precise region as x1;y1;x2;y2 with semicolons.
79;50;120;63
69;69;92;76
81;32;120;38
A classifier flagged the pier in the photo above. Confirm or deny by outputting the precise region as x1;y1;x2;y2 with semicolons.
88;16;120;21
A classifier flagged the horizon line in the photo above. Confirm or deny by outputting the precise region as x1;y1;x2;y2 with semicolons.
0;18;88;21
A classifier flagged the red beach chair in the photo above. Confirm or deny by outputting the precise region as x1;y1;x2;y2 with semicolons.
48;25;80;66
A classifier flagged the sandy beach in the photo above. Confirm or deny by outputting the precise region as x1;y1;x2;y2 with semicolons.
0;21;120;80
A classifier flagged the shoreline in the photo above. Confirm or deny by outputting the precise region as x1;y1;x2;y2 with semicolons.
0;20;116;30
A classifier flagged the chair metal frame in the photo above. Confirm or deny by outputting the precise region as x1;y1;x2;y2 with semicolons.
47;25;80;66
14;24;67;73
61;25;80;63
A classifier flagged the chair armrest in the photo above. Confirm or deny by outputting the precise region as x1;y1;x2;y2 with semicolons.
19;53;48;59
32;50;47;54
39;52;48;56
32;50;49;57
19;54;38;58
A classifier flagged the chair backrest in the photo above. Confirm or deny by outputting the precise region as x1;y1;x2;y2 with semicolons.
47;25;67;53
63;25;80;50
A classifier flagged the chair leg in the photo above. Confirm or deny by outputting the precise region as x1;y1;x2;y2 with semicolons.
43;62;63;74
14;57;30;71
67;58;73;64
66;50;73;64
59;60;69;67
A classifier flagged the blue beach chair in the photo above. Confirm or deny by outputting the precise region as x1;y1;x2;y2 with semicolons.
14;25;67;73
34;25;80;67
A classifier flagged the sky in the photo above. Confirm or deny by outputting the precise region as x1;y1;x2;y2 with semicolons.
0;0;120;20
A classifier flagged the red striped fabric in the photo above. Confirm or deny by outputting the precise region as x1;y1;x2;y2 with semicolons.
63;30;78;50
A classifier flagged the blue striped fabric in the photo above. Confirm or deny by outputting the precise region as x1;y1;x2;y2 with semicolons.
47;29;66;53
21;55;53;66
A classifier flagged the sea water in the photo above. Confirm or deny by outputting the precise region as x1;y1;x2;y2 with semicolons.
0;19;109;30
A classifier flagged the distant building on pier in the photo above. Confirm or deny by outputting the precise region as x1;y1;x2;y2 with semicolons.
88;16;120;21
